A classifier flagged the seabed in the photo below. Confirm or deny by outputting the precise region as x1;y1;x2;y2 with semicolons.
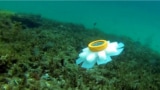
0;10;160;90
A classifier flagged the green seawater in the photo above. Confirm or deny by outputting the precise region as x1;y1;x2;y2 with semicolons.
0;1;160;89
0;1;160;52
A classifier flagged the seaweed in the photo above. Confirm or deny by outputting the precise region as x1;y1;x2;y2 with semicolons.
0;10;159;90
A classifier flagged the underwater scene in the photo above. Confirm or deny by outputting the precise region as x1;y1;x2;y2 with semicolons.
0;1;160;90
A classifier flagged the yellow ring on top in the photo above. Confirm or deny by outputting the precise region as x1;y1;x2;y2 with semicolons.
88;40;108;52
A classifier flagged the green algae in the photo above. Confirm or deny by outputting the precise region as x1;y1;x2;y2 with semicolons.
0;10;160;90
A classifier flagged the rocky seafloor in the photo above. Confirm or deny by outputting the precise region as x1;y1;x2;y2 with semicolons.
0;10;160;90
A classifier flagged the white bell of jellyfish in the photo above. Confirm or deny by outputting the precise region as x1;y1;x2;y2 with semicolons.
76;40;124;69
